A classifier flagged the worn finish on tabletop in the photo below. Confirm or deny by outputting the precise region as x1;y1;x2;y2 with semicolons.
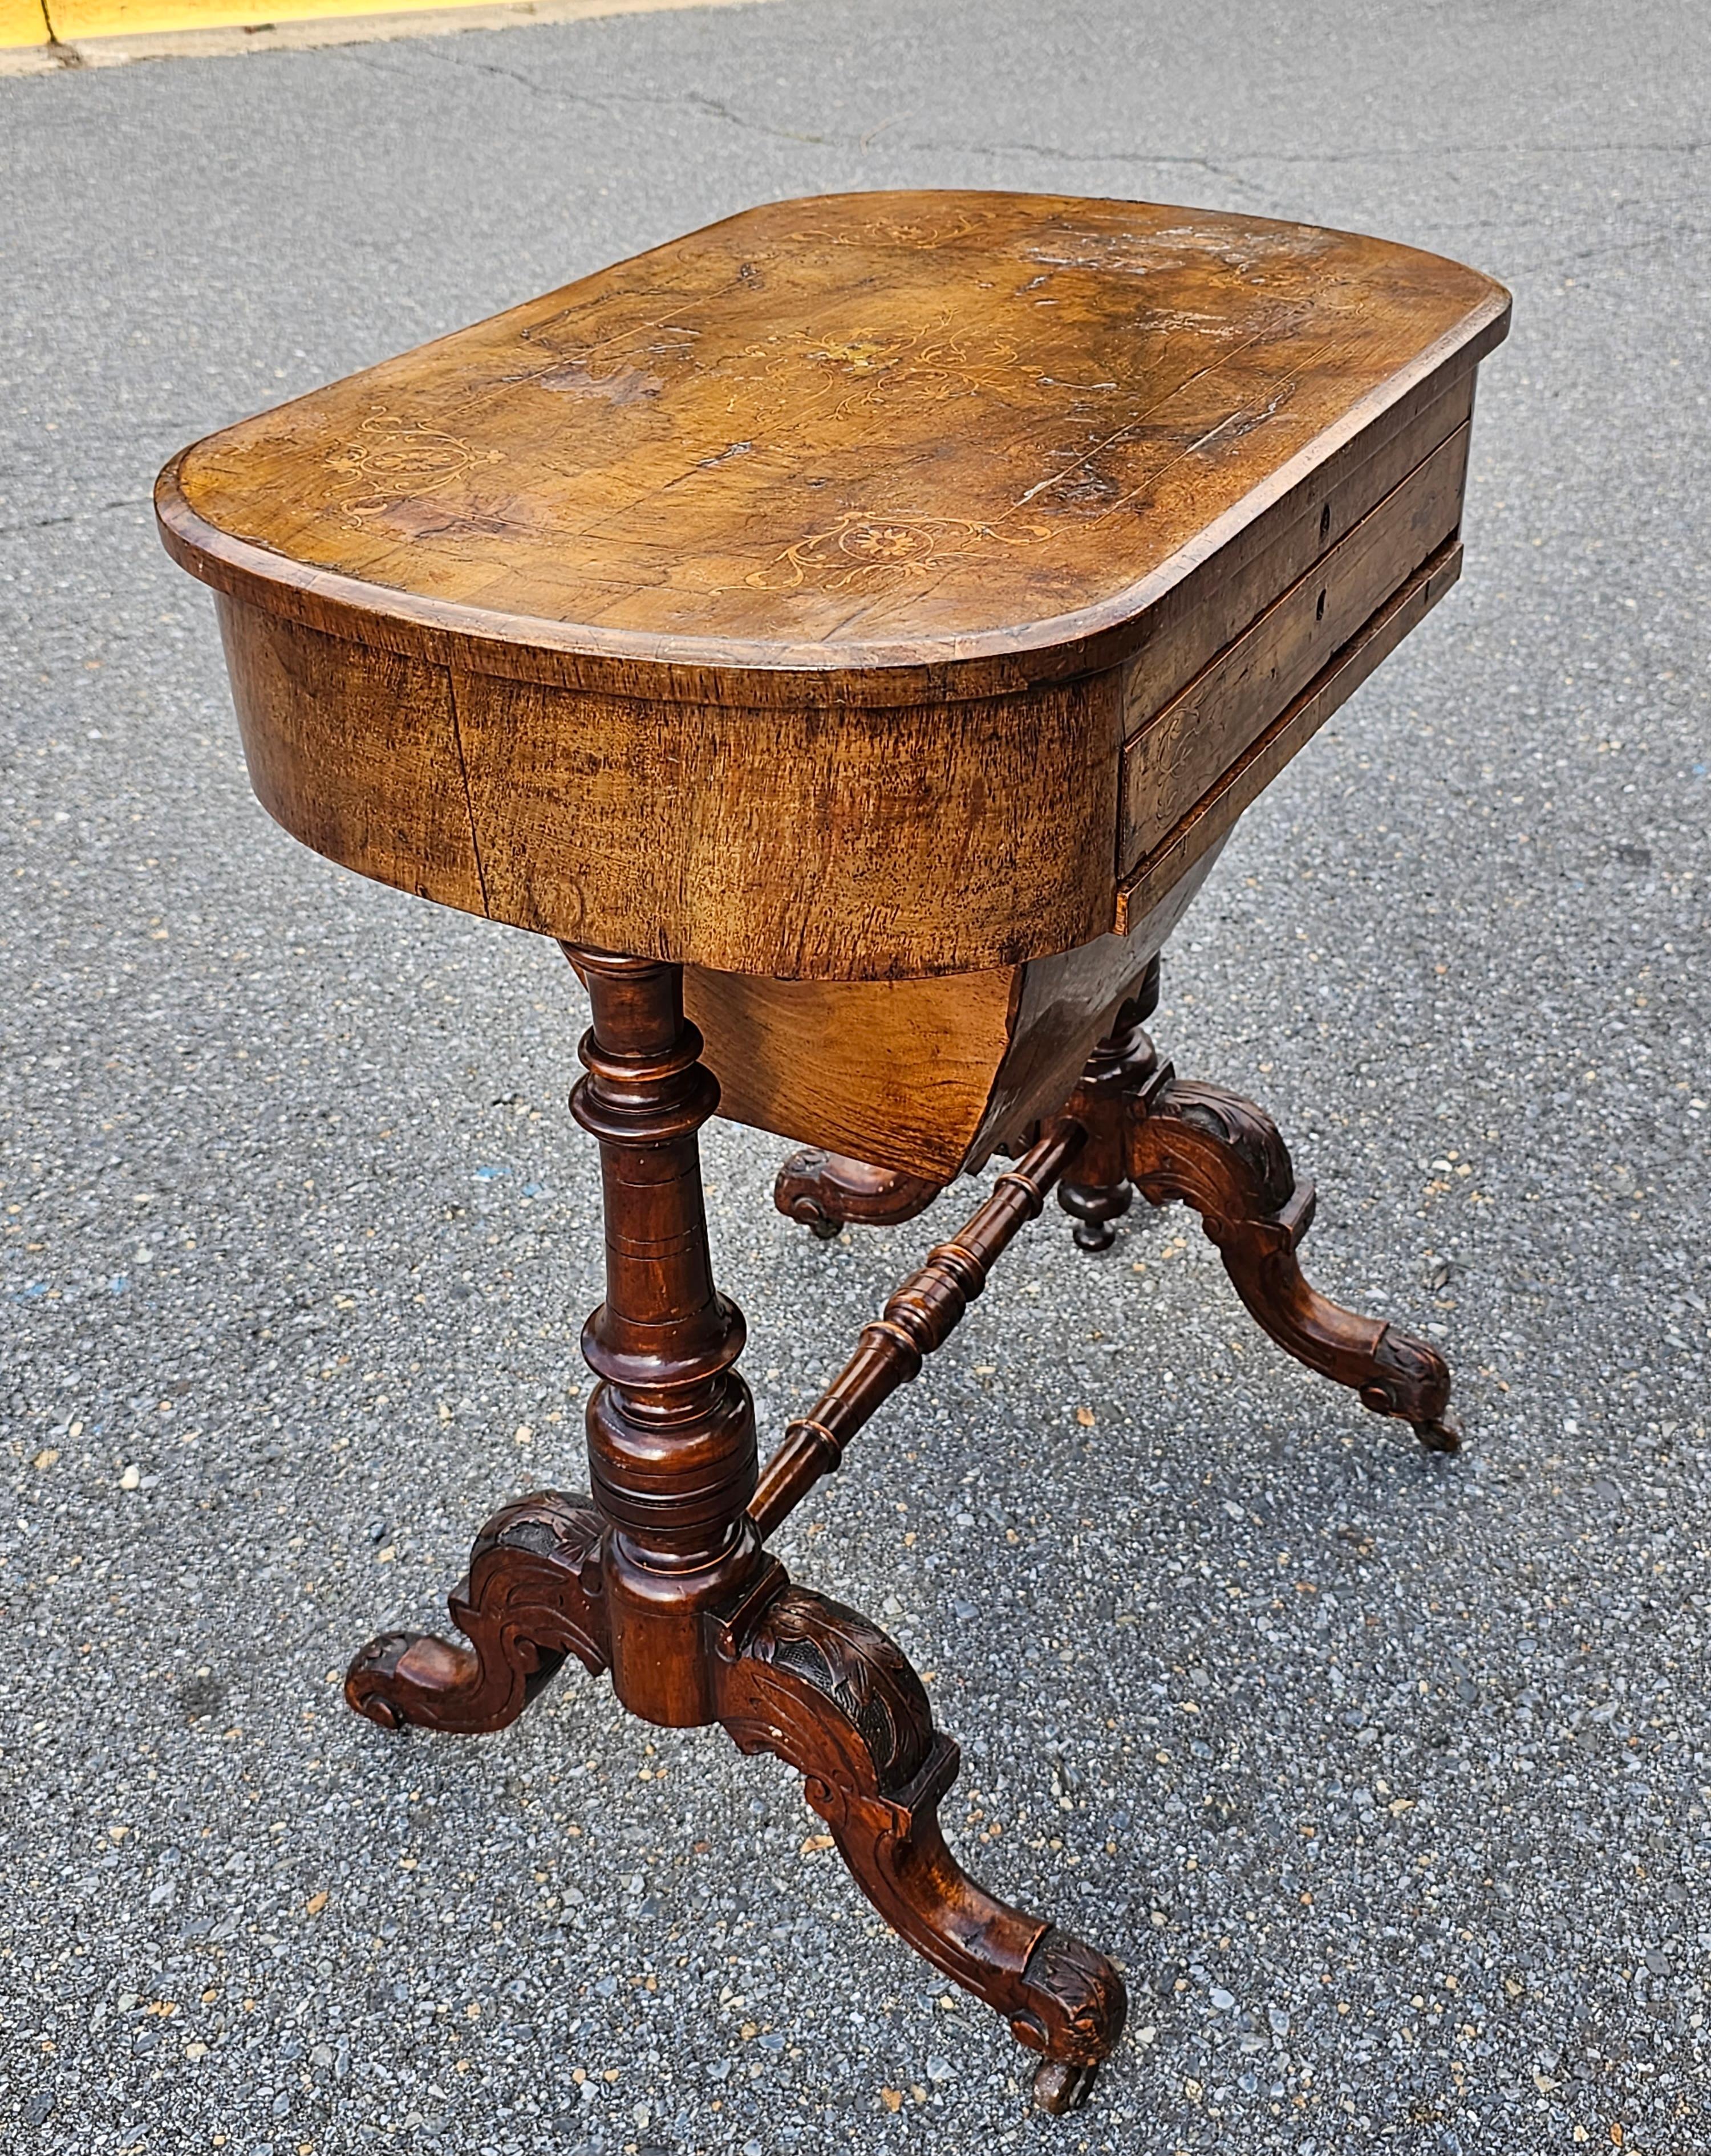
157;190;1507;980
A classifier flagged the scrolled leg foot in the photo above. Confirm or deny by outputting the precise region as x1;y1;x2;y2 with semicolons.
717;1584;1126;2096
345;1491;609;1734
1104;1057;1459;1451
774;1149;946;1237
1363;1326;1461;1451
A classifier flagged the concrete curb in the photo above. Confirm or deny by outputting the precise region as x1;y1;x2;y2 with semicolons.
2;0;788;72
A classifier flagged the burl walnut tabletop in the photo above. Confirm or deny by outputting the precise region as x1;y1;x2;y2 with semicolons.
157;192;1508;2114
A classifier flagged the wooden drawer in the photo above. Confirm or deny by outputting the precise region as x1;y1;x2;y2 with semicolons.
1118;421;1470;879
1114;539;1462;935
1118;371;1474;730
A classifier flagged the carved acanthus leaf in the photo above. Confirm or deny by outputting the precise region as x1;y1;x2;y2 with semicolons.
746;1589;933;1794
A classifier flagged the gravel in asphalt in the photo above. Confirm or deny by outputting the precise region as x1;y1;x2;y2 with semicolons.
2;2;1708;2151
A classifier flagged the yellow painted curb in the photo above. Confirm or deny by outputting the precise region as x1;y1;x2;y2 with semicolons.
1;0;51;46
2;0;788;69
60;0;525;36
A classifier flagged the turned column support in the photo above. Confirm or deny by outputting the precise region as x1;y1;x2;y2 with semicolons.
565;946;764;1726
346;950;1126;2113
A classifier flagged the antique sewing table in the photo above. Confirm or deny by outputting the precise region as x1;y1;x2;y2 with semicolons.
156;192;1509;2112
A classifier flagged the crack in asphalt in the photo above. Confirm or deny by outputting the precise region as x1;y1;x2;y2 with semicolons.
0;497;152;541
326;42;1711;183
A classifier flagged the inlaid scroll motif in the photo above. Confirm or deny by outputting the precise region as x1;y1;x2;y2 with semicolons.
734;311;1039;422
747;510;1051;595
323;405;504;526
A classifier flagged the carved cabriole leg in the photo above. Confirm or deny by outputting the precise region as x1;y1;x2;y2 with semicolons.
775;1149;945;1237
713;1585;1127;2114
1075;1038;1460;1451
346;1493;607;1732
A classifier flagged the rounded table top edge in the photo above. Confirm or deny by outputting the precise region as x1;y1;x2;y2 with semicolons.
153;287;1509;712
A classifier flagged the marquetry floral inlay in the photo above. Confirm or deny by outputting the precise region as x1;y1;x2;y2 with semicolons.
748;510;1052;594
325;405;502;525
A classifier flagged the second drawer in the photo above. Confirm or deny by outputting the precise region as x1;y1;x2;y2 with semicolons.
1119;421;1470;877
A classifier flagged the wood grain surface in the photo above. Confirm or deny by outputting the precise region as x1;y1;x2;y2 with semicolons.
685;838;1222;1178
157;191;1506;981
217;594;485;913
685;964;1017;1180
159;191;1507;704
1120;424;1469;874
449;663;1120;978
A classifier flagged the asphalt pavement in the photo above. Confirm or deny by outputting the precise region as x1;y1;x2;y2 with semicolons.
2;2;1708;2151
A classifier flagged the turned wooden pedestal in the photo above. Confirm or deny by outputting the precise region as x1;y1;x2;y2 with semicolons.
157;190;1507;2113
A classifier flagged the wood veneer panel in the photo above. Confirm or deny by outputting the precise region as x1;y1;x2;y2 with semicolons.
687;835;1228;1176
161;194;1506;990
1120;424;1469;876
449;669;1122;980
217;594;485;915
1115;542;1462;935
685;967;1017;1181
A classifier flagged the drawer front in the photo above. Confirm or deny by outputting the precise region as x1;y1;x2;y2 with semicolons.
1119;371;1474;732
1114;541;1462;936
1119;421;1470;877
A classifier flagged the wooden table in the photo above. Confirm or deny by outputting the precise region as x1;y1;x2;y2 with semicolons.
156;191;1508;2113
